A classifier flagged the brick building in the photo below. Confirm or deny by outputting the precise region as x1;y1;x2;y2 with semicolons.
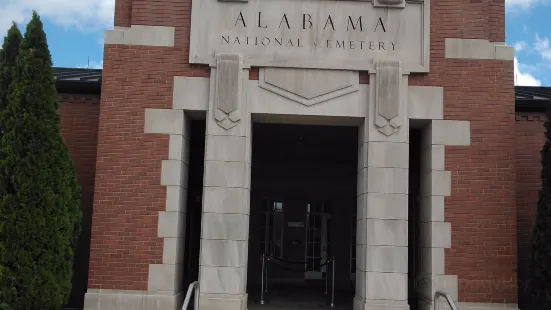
52;0;551;309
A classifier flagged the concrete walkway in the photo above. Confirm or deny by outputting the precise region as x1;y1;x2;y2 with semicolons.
248;285;353;310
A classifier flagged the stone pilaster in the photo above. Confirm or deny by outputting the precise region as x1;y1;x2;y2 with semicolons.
198;54;251;310
146;109;191;299
355;60;410;310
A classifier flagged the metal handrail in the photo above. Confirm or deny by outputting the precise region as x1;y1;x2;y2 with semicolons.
434;291;458;310
182;281;199;310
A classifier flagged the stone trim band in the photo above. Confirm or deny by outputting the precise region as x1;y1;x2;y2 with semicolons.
445;38;514;61
105;25;175;47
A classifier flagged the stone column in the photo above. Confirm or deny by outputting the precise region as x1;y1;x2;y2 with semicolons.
355;60;410;310
198;54;251;310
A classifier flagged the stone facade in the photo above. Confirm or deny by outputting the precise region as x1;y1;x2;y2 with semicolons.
74;0;524;309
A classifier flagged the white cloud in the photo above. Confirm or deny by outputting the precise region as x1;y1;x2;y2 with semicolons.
511;34;551;86
534;34;551;62
506;0;546;10
514;41;528;52
0;0;115;39
88;61;103;69
514;57;542;86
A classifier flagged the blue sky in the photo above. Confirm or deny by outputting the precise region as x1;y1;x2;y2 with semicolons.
0;0;550;86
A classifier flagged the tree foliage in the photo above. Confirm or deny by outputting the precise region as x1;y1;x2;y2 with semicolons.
0;20;22;310
531;104;551;309
0;11;82;310
0;23;22;135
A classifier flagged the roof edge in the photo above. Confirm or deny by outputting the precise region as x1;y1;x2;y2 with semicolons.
54;67;102;95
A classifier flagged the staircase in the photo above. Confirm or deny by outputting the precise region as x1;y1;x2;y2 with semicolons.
181;281;458;310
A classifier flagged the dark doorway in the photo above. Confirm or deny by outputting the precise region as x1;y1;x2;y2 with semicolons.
183;120;206;288
408;129;422;310
247;123;358;309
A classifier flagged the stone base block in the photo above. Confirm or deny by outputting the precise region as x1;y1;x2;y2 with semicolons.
354;297;363;310
451;303;518;310
198;292;248;310
421;301;518;310
353;297;410;310
83;289;183;310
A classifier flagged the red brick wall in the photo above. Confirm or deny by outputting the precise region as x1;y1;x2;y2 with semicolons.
115;0;131;27
412;61;516;304
407;0;516;302
92;0;517;302
88;0;209;290
515;112;545;308
58;93;100;307
412;60;517;303
59;93;100;211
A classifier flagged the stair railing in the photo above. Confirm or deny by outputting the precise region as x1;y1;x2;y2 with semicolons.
434;290;458;310
182;281;199;310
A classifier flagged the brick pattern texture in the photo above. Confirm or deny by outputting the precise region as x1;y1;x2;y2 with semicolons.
88;0;518;303
412;59;516;304
408;0;515;302
515;112;546;309
58;93;100;306
89;0;209;291
59;93;100;212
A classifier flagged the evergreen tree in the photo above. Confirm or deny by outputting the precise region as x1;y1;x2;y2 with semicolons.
0;11;82;310
0;22;22;310
531;104;551;309
0;23;22;134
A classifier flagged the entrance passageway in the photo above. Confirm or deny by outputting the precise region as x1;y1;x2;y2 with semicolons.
246;123;358;309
